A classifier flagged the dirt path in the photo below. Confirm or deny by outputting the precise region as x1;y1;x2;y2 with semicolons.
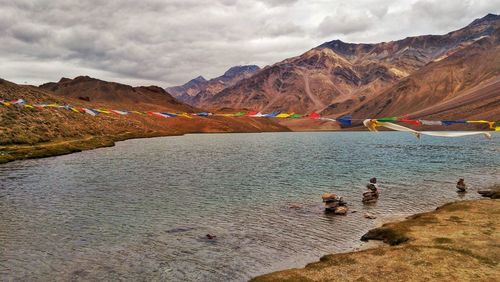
300;70;325;110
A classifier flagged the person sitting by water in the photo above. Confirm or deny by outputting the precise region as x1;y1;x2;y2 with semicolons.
456;178;467;192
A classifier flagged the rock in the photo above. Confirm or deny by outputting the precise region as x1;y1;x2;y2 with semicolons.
334;206;348;215
478;189;500;199
362;198;377;204
362;191;379;203
364;213;377;219
289;203;303;209
322;193;337;201
324;202;339;209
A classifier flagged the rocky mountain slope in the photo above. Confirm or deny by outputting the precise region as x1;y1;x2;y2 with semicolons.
350;32;500;122
40;76;196;112
166;65;260;106
204;14;500;118
0;78;288;162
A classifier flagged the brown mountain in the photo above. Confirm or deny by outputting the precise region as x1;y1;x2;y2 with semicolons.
167;65;260;107
40;75;196;112
351;31;500;122
204;14;500;117
1;78;289;162
166;75;207;99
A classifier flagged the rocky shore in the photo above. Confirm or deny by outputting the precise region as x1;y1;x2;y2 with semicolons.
252;193;500;281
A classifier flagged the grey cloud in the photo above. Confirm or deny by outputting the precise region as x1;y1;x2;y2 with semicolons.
0;0;498;87
260;0;299;7
318;13;374;36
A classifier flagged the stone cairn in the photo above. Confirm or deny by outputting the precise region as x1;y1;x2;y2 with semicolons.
362;190;379;203
362;183;379;204
322;193;348;215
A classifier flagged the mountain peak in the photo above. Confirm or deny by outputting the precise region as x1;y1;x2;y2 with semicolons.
223;65;260;78
191;76;207;83
469;13;499;26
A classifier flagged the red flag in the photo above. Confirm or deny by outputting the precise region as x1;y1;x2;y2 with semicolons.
309;112;320;119
398;116;422;126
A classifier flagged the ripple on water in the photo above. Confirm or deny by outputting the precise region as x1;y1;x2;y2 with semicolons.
0;132;499;281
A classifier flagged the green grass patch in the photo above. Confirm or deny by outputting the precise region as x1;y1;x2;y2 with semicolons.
433;237;453;244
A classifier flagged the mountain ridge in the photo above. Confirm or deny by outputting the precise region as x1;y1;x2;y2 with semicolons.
198;13;499;119
166;65;260;106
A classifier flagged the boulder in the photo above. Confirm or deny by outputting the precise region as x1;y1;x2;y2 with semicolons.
324;202;339;209
322;193;337;201
364;213;377;219
334;206;348;215
478;189;500;199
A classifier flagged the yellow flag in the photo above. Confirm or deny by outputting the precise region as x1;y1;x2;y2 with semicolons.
178;113;193;118
467;120;496;129
467;120;490;123
363;119;381;132
276;113;292;118
95;109;111;114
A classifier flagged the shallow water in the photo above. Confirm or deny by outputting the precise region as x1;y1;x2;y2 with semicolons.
1;132;499;281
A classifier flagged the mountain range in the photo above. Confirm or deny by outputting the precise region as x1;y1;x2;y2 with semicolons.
171;13;500;122
166;65;260;107
1;14;499;162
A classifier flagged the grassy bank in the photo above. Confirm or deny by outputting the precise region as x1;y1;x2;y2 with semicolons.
0;132;160;164
252;198;500;282
0;110;291;164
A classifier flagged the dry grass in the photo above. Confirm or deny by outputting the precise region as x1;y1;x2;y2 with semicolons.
0;79;290;163
252;199;500;282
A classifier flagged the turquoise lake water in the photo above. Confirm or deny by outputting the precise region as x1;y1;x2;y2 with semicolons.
1;132;499;281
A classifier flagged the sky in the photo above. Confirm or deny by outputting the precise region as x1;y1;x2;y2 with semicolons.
1;0;499;87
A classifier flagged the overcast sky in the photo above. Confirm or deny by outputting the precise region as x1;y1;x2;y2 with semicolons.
1;0;499;87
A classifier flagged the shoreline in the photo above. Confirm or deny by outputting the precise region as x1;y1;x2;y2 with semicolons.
0;127;293;164
2;130;496;164
251;193;500;281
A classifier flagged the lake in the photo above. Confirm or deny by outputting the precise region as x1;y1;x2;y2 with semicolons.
1;132;499;281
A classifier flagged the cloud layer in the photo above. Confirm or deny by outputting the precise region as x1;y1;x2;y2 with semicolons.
1;0;498;86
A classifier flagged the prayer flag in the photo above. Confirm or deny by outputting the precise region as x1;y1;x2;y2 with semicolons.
377;117;398;122
337;115;352;126
309;112;320;119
